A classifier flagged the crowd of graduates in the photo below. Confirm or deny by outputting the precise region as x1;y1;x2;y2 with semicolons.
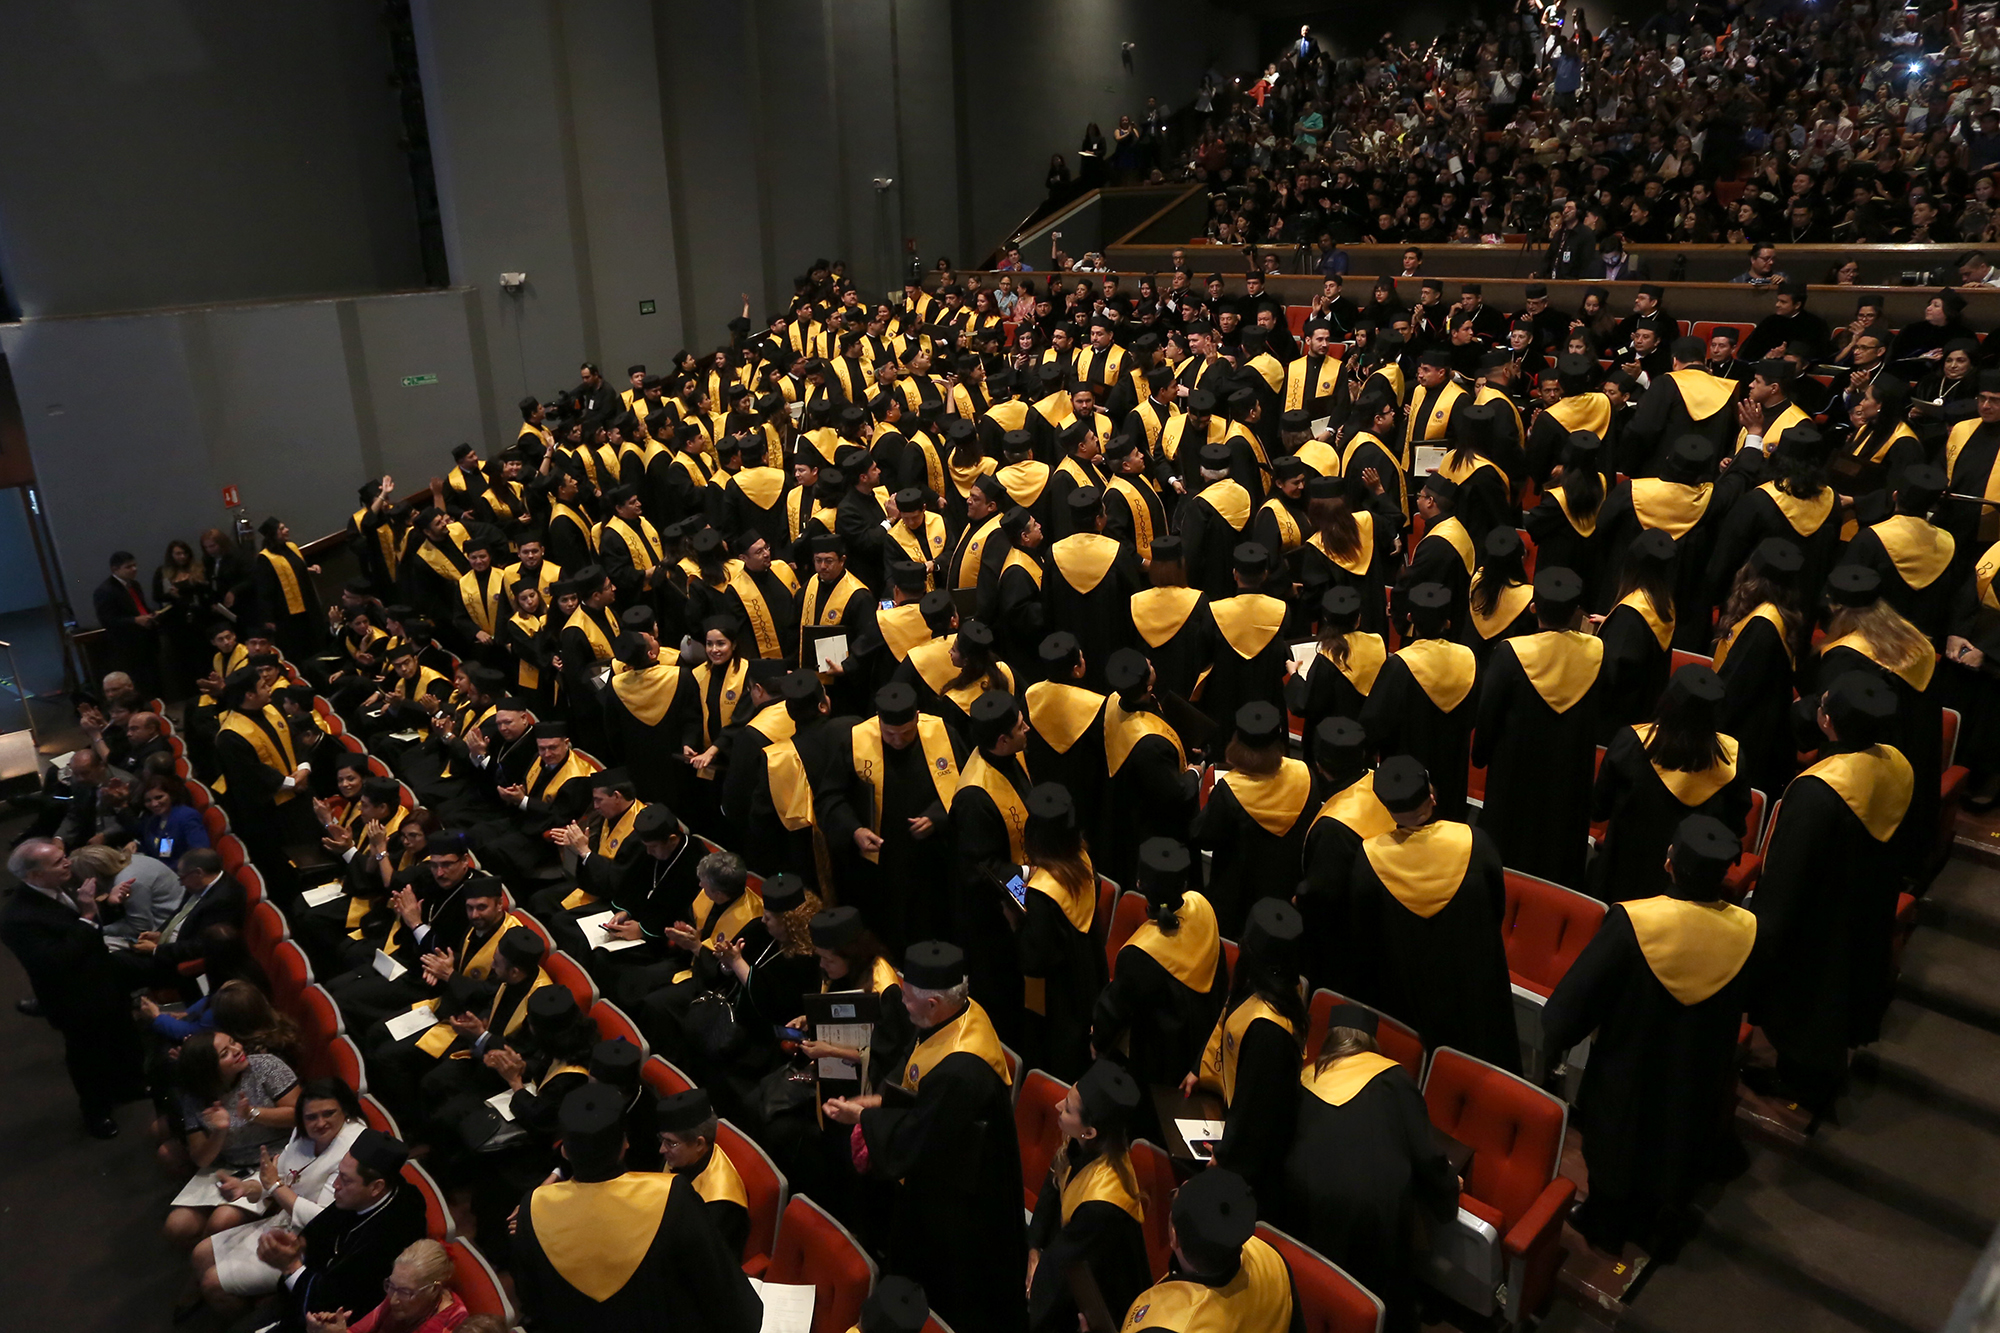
29;226;2000;1333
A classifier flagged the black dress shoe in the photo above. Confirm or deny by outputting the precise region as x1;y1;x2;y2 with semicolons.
84;1115;119;1139
16;997;42;1017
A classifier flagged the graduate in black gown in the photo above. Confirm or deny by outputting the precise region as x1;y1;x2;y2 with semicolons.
1544;815;1760;1258
1292;587;1386;742
1596;531;1680;739
1341;756;1520;1072
1125;537;1212;706
1097;650;1200;890
1712;538;1807;800
1191;703;1316;936
1281;1004;1458;1333
831;941;1028;1333
1092;838;1227;1096
1123;1168;1304;1332
1015;783;1108;1082
1473;568;1603;888
1462;528;1537;674
1190;899;1308;1213
1749;673;1915;1113
1838;465;1958;642
1591;664;1752;904
513;1086;763;1333
656;1087;752;1261
1026;1060;1156;1333
1022;634;1109;841
1298;718;1396;994
839;682;966;952
1359;582;1477;820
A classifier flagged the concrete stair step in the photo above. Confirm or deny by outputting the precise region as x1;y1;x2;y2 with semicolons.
1894;929;2000;1034
1856;1001;2000;1131
1690;1146;1981;1333
1916;858;2000;949
1620;1233;1890;1333
1790;1078;2000;1245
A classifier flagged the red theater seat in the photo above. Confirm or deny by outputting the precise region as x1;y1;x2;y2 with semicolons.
1306;989;1425;1080
446;1238;514;1322
1016;1069;1070;1211
641;1054;697;1098
1131;1138;1177;1278
717;1117;788;1276
1105;889;1150;975
1501;872;1603;1001
765;1196;877;1333
543;950;600;1011
588;999;649;1059
268;940;313;1016
1256;1223;1386;1333
403;1160;457;1240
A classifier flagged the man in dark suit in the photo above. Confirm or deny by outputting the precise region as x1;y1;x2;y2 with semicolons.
130;848;245;979
1;839;146;1136
251;1128;428;1331
92;550;162;699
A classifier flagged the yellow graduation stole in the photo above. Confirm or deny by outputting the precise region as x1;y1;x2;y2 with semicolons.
693;888;764;955
1756;481;1834;538
528;1174;679;1302
1210;594;1287;659
600;516;663;574
1405;378;1469;451
887;513;949;579
1468;577;1533;641
1630;724;1740;805
1339;431;1408;517
457;568;506;636
1199;996;1296;1103
686;1146;749;1210
1363;820;1474;918
1321;632;1387;693
217;707;301;804
1106;476;1158;558
1313;773;1397;842
201;642;251;706
1735;401;1809;454
1024;682;1106;756
1667;368;1737;421
692;658;750;747
565;606;617;663
1946;418;2000;542
351;509;398;574
874;604;933;661
764;739;816;831
1792;744;1914;842
1551;477;1605;536
1544;391;1612;438
1026;860;1097;937
482;480;526;526
802;571;868;636
1421;516;1476;574
1868;515;1955;591
1630;480;1712;539
1820;631;1936;693
1104;697;1183;775
726;568;786;660
958;751;1031;861
997;460;1051;508
1258;498;1304;552
259;544;309;615
1613;589;1674;650
526;752;594;806
1308;512;1376;577
1130;587;1203;647
1622;896;1758;1005
1975;540;2000;611
1508;630;1603;713
849;715;960;860
1713;603;1793;670
1054;1147;1146;1226
1285;355;1342;410
1396;638;1477;711
1216;759;1312;837
1050;533;1121;593
1001;546;1043;588
1132;398;1178;453
1120;1237;1294;1333
902;1000;1011;1092
1302;1051;1403;1106
954;515;1003;586
610;663;680;726
548;501;596;553
503;560;561;599
1196;479;1252;531
1123;890;1219;989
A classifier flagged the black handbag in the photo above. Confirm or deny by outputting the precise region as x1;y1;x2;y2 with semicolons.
752;1060;820;1123
684;990;748;1059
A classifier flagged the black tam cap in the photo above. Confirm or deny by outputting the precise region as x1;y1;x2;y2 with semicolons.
1408;581;1452;619
1822;670;1897;743
1039;631;1082;666
902;939;967;990
1665;661;1725;706
1188;389;1219;415
761;872;808;912
558;1086;625;1172
968;688;1019;747
1271;455;1309;481
532;720;569;740
1749;537;1803;577
656;1087;715;1134
348;1127;409;1179
527;984;575;1024
1671;814;1739;895
1630;529;1677;564
1075;1059;1142;1131
1234;701;1284;747
1533;566;1585;612
1240;897;1303;955
1026;783;1076;828
1066;485;1104;512
1137;837;1191;889
1483;526;1522;561
1104;647;1151;694
860;1277;930;1333
890;560;928;593
1322;1002;1380;1040
875;682;919;723
1280;409;1311;430
1197;443;1233;470
590;1037;642;1086
780;671;823;704
1315;716;1367;772
499;929;547;970
1825;564;1881;607
1321;584;1363;620
634;804;680;839
810;905;865;949
1150;535;1184;562
1374;755;1432;811
1173;1168;1260;1269
1232;542;1269;575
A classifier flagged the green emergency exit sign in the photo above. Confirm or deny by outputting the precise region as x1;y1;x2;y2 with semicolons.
401;373;438;387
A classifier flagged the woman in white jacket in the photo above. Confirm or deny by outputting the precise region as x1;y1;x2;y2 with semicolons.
187;1077;367;1317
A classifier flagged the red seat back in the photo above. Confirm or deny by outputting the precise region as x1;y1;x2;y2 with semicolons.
1422;1048;1566;1233
326;1034;368;1094
1518;527;1537;579
232;862;265;906
542;950;599;1011
245;900;289;963
1670;648;1714;675
717;1117;788;1272
1255;1223;1385;1333
202;806;231;842
294;985;343;1077
1943;707;1961;770
1015;1070;1070;1210
766;1196;877;1333
1131;1139;1177;1279
1106;890;1150;976
588;1000;649;1058
445;1238;514;1322
642;1054;696;1098
1500;871;1604;998
1305;989;1424;1080
268;940;313;1016
359;1094;401;1137
1742;788;1767;855
402;1160;457;1240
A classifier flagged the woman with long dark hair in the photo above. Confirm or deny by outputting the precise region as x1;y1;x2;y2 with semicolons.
1596;530;1680;737
164;1031;300;1249
1463;527;1536;670
1590;664;1752;903
1526;432;1610;604
1192;704;1316;936
1295;586;1385;740
1300;473;1399;630
1026;1061;1154;1333
1013;784;1104;1081
1714;538;1807;797
1091;837;1225;1095
155;538;214;697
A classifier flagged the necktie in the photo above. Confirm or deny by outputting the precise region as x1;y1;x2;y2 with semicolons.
127;581;148;616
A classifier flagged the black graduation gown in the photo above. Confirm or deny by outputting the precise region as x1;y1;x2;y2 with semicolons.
1092;925;1228;1087
1942;424;1999;562
1023;684;1110;838
1209;1002;1304;1209
1127;588;1212;705
1018;876;1108;1082
1595;600;1673;738
1341;822;1520;1072
1473;633;1601;888
1044;535;1145;693
860;1028;1028;1333
1813;643;1941;883
1026;1145;1155;1333
1542;899;1755;1242
1357;643;1476;820
1841;520;1958;643
512;1172;763;1333
1298;782;1393;994
1191;763;1314;938
948;752;1033;1043
1595;480;1719;641
1292;638;1382;749
1280;1061;1457;1333
1751;749;1911;1083
1098;708;1198;889
273;1184;429;1331
1714;613;1799;800
601;666;694;806
1589;727;1752;903
1197;596;1291;737
840;721;966;951
1523;489;1606;608
1705;484;1840;613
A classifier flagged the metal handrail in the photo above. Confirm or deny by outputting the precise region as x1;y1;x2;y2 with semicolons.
0;637;36;746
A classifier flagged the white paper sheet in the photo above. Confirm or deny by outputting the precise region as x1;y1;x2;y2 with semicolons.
300;885;347;908
372;950;406;981
1175;1118;1225;1160
812;634;848;673
1289;640;1319;680
1309;414;1332;438
172;1170;238;1208
1413;445;1448;476
384;1007;437;1042
485;1090;517;1122
576;910;645;953
814;1021;872;1080
747;1278;817;1333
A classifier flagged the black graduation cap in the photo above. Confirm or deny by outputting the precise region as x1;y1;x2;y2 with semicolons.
762;872;808;912
1533;566;1584;612
1480;349;1512;371
1981;369;2000;395
1270;455;1310;481
968;687;1018;746
1670;814;1739;895
499;929;548;972
1315;716;1367;772
1150;535;1184;562
809;533;847;557
1902;462;1947;494
1484;527;1523;560
1039;631;1082;666
656;1087;715;1134
902;939;967;990
1373;754;1431;812
349;1127;410;1179
527;984;574;1023
1173;1168;1260;1268
1822;671;1898;744
557;1085;625;1173
1321;585;1363;619
1232;542;1269;575
1188;389;1219;414
1556;354;1596;392
633;804;680;839
1066;485;1104;512
810;905;865;950
1669;435;1715;471
1197;443;1233;471
1749;537;1803;577
1417;348;1452;370
918;588;955;621
1234;701;1284;747
590;1037;643;1086
859;1277;930;1333
1664;662;1725;707
1306;474;1342;500
1279;409;1311;432
532;720;569;739
1104;647;1151;695
1027;782;1076;828
959;619;996;650
1523;283;1549;299
1321;1002;1379;1040
1000;429;1035;456
875;683;919;724
1137;836;1191;888
1826;564;1881;607
1075;1058;1142;1130
890;560;928;593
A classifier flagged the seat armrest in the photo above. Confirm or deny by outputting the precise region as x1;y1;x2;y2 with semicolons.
1502;1177;1576;1258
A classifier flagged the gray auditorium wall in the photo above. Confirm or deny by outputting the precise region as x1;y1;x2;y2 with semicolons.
0;0;426;318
